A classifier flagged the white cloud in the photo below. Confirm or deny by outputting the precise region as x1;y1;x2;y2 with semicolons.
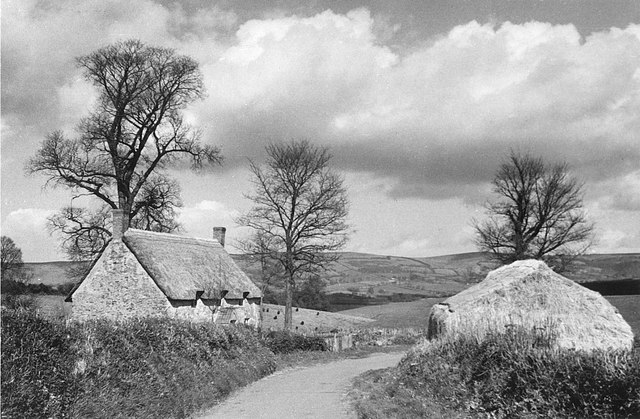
178;200;240;242
194;15;640;200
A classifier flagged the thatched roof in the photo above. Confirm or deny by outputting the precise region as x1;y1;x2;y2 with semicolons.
123;229;261;301
427;259;634;352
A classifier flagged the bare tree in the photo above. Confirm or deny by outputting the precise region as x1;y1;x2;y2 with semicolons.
237;140;349;329
27;39;222;257
1;236;24;280
236;230;283;300
474;151;594;266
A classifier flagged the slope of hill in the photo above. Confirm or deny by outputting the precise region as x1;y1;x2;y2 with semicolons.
234;252;640;301
260;303;373;332
23;252;640;296
20;261;80;286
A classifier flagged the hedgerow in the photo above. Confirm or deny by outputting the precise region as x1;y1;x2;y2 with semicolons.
1;309;79;419
398;328;640;418
261;330;329;353
1;310;280;419
70;318;278;418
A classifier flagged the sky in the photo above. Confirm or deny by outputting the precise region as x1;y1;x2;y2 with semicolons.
2;0;640;262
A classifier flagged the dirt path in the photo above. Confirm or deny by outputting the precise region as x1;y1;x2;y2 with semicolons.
194;351;405;419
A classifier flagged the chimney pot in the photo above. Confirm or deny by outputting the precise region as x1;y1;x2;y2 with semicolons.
112;209;126;240
213;227;226;247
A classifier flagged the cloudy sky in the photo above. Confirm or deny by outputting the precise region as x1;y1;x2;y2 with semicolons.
2;0;640;262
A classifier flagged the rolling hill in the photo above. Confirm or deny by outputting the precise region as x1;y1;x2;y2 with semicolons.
22;252;640;297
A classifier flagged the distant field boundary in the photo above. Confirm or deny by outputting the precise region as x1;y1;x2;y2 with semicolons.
579;279;640;295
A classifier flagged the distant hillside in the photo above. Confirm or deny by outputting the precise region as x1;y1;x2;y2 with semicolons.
233;252;640;300
23;252;640;294
21;261;81;286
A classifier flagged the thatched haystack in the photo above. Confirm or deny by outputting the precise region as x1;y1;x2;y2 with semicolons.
427;259;634;351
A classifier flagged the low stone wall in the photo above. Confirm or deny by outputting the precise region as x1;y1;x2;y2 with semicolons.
318;332;354;352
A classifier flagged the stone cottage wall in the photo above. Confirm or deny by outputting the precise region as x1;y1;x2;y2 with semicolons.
168;298;261;327
168;299;217;322
70;240;172;321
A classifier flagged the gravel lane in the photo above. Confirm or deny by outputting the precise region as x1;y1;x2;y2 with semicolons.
194;351;405;419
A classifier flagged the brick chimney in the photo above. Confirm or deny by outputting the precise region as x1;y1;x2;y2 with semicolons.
213;227;226;247
112;209;126;240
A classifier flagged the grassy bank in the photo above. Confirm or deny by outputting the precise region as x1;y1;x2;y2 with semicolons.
350;328;640;418
3;309;315;419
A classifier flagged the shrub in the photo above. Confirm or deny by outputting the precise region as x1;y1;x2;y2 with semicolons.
399;328;640;418
70;318;277;418
1;309;79;419
261;330;328;353
2;310;278;419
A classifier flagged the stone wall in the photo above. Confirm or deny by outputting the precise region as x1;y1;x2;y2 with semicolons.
70;240;171;321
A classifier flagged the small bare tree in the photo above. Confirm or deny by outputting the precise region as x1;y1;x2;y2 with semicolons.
1;236;24;281
474;151;594;267
237;140;349;330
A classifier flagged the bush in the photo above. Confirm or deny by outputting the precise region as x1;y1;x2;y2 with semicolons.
70;318;277;418
398;328;640;418
1;309;79;419
261;330;328;353
1;310;278;419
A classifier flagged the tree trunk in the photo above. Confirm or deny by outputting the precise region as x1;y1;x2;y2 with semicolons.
284;274;293;330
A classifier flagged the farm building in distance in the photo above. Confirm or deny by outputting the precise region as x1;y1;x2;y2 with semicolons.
66;210;262;326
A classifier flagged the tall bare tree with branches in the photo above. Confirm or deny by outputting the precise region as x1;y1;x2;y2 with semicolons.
238;140;349;329
27;40;222;261
474;151;594;268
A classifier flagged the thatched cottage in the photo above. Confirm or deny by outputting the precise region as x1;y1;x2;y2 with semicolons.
428;259;634;351
66;210;262;326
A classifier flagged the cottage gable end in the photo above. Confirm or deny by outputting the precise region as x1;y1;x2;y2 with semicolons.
70;240;170;321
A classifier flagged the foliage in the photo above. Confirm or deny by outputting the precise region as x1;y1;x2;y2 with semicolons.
1;310;277;419
261;330;329;354
238;139;349;329
474;151;594;266
353;328;426;347
1;309;79;419
388;328;640;418
294;275;332;311
27;39;222;262
71;318;276;418
1;279;75;296
1;236;26;281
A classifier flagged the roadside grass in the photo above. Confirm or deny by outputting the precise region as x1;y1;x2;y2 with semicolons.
350;328;640;419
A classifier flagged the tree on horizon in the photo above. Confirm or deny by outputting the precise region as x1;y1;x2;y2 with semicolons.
474;151;594;269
